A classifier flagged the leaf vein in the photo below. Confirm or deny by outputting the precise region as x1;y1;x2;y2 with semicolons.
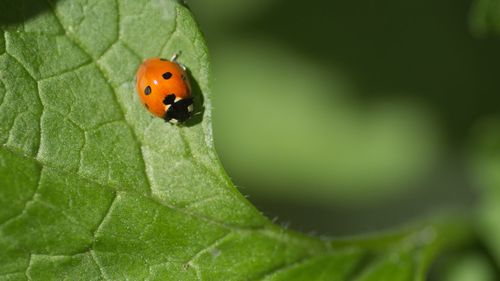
36;60;93;82
90;250;109;281
159;5;180;56
0;167;42;228
1;53;43;157
181;193;225;210
92;191;119;239
45;2;153;196
24;253;33;281
183;232;231;269
253;251;354;281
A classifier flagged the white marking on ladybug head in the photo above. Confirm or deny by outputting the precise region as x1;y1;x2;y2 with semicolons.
188;104;194;113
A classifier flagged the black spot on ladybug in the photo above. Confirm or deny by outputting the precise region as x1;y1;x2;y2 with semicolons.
160;58;168;61
144;86;152;95
163;94;176;105
162;72;172;80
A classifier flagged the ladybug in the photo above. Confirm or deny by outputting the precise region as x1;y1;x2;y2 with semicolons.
135;54;193;124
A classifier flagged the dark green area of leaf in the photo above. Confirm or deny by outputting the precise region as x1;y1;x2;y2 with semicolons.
0;0;472;280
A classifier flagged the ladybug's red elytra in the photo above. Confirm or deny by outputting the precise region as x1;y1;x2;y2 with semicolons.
135;54;193;124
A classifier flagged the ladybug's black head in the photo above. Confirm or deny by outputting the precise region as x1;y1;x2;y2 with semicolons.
164;98;194;124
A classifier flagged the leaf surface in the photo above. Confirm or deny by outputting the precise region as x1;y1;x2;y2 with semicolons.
0;0;470;280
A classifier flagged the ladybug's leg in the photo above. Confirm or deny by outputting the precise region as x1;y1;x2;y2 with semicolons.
163;115;172;123
171;52;187;71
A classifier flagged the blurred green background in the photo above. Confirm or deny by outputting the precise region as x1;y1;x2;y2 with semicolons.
187;0;500;236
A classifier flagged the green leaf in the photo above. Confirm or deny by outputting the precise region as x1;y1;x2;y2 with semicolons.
0;0;471;280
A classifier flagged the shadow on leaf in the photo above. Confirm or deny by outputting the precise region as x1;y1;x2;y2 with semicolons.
0;0;62;25
183;68;205;127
